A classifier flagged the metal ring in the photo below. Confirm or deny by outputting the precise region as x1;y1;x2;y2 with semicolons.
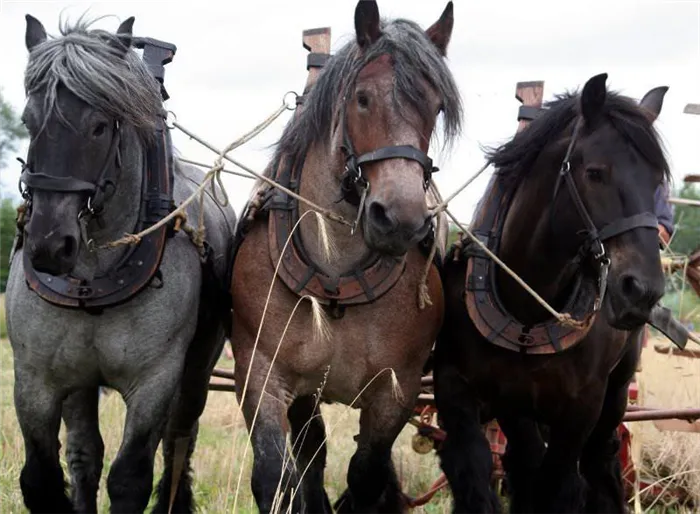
165;110;178;129
283;91;299;111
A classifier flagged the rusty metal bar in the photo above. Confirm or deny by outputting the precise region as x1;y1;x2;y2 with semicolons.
414;392;700;423
623;408;700;422
669;197;700;207
208;383;237;393
654;344;700;359
211;368;236;381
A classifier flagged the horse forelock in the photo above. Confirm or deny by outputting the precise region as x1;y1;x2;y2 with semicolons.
269;16;463;178
487;90;670;189
23;14;162;141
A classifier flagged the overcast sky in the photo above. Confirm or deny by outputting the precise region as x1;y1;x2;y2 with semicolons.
1;0;699;222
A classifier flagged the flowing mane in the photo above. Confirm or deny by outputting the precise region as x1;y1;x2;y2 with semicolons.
485;91;671;187
267;17;463;178
23;15;162;139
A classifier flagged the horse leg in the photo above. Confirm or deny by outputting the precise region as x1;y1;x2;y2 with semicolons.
579;384;627;513
62;388;104;513
533;416;598;513
153;319;227;514
581;334;641;513
287;395;332;513
334;388;414;514
107;375;179;514
14;369;74;513
498;416;546;513
237;364;300;514
434;368;501;513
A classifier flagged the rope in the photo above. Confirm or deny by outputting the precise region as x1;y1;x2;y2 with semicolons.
100;95;294;249
417;181;445;310
443;205;585;329
429;161;490;215
177;157;253;180
172;121;354;228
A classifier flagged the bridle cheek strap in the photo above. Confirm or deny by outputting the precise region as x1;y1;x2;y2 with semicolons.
553;117;662;310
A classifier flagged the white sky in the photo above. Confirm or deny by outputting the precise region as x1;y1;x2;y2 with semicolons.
1;0;700;223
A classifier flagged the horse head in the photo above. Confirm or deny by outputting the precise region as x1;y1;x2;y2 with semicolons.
19;15;162;275
277;0;462;259
570;76;669;329
491;73;669;330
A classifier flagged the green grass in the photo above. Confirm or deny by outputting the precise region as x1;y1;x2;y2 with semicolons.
0;338;451;513
0;294;6;339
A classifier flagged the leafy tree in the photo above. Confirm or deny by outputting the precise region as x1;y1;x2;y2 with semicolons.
0;88;27;169
0;199;18;292
668;183;700;257
1;88;27;292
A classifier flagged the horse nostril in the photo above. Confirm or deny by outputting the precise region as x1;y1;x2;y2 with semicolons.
369;202;396;232
62;236;77;260
621;274;645;301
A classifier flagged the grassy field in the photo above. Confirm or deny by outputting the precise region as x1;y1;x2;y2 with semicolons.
1;283;699;513
0;336;451;513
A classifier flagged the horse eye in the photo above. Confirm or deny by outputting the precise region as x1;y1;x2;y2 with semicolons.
585;165;605;183
93;122;108;137
357;92;370;109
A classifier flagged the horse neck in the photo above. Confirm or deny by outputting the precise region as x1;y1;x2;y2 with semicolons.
73;127;144;279
496;165;578;324
296;142;374;276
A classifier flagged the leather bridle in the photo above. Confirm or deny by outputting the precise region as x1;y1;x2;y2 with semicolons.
338;104;439;207
18;120;123;219
552;117;659;310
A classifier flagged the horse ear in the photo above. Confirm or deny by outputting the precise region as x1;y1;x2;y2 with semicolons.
355;0;382;49
25;14;47;52
426;2;454;56
580;73;608;124
639;86;669;123
111;16;135;56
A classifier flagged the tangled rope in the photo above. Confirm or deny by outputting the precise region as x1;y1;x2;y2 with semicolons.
99;90;586;329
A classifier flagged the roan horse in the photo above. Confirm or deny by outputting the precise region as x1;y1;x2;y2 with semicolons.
434;74;670;513
5;15;236;513
230;1;461;512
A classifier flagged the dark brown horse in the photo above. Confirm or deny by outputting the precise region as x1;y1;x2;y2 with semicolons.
434;74;670;513
230;1;462;512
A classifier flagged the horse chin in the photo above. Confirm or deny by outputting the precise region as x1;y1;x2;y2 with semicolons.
363;231;412;258
603;292;651;331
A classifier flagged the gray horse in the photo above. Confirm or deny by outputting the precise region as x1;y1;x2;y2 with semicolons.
5;14;236;513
